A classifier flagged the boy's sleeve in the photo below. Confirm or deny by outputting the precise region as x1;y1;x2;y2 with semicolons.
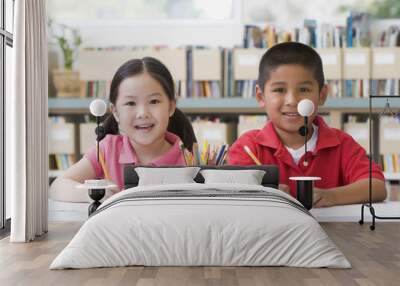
227;134;259;165
342;136;385;184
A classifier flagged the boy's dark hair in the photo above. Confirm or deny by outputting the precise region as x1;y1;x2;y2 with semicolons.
258;42;325;90
101;57;197;151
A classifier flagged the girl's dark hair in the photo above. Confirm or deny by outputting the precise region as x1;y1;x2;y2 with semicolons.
167;108;197;152
258;42;325;91
101;57;197;150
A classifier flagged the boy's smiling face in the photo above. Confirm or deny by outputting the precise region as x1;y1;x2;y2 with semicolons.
256;64;328;140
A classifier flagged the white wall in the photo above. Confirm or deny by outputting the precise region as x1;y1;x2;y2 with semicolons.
48;0;243;48
47;0;244;74
74;20;243;48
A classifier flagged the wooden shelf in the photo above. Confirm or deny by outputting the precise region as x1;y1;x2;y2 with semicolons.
48;170;65;178
384;173;400;181
49;97;400;115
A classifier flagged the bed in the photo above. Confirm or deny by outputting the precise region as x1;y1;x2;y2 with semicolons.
50;165;350;269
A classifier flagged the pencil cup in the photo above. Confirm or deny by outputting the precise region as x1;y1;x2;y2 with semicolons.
289;177;321;210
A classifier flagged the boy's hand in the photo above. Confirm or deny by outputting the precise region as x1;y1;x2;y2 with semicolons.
278;184;291;195
313;188;336;208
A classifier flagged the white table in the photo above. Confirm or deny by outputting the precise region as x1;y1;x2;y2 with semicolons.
49;199;400;222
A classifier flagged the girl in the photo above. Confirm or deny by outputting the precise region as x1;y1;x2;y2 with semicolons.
50;57;197;202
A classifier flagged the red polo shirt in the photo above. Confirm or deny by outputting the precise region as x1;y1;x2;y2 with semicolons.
228;116;384;197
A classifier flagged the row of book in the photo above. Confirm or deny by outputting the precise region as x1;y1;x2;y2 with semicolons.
380;154;400;173
49;154;76;170
48;151;400;174
235;80;257;99
72;15;400;99
80;79;185;98
232;79;400;99
203;78;390;99
370;79;400;97
192;81;221;98
77;47;400;99
48;114;400;177
49;114;398;157
376;26;400;48
81;80;110;98
243;12;386;49
48;116;268;159
48;150;399;175
76;49;222;99
344;80;370;98
243;20;344;49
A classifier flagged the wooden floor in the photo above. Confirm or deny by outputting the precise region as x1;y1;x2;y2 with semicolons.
0;222;399;286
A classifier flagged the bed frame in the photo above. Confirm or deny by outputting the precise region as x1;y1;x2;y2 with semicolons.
124;165;279;190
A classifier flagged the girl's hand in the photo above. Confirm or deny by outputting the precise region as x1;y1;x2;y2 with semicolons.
313;188;336;208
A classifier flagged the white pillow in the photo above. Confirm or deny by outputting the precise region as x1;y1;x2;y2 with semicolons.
200;169;266;185
136;167;200;186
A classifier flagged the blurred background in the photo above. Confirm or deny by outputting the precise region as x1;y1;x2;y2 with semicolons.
45;0;400;189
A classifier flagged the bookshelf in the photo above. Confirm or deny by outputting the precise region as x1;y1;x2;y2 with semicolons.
48;45;400;181
371;47;400;79
79;49;187;82
79;122;97;155
78;48;187;98
48;118;77;179
342;48;371;79
190;49;222;98
315;48;342;80
48;96;400;181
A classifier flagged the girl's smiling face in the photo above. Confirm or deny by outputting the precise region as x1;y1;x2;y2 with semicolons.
111;72;176;148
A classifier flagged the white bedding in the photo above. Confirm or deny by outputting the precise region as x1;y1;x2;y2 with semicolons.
50;183;351;269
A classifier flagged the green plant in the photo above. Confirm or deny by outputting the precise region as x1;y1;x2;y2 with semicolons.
48;18;82;70
368;0;400;18
337;0;400;19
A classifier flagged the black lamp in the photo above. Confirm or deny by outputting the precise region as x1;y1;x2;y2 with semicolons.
87;99;107;215
297;98;315;166
289;99;321;210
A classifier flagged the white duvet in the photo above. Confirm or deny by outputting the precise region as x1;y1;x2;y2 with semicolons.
50;183;351;269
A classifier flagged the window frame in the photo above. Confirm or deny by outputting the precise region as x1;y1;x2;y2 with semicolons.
0;0;14;234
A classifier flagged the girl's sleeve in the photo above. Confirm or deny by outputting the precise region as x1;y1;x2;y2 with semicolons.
84;144;104;179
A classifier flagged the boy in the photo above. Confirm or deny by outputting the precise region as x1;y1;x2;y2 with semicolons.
228;42;386;208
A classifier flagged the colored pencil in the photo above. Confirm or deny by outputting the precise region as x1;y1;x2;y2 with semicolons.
98;149;111;180
243;145;261;165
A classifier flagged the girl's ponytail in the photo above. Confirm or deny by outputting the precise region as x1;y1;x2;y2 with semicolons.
167;108;197;152
98;114;119;141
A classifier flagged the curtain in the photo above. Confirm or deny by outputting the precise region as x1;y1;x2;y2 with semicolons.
7;0;48;242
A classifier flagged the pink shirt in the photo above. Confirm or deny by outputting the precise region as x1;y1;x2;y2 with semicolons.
85;132;186;190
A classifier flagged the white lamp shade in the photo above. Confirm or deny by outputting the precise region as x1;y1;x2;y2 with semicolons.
297;99;315;117
89;99;107;117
